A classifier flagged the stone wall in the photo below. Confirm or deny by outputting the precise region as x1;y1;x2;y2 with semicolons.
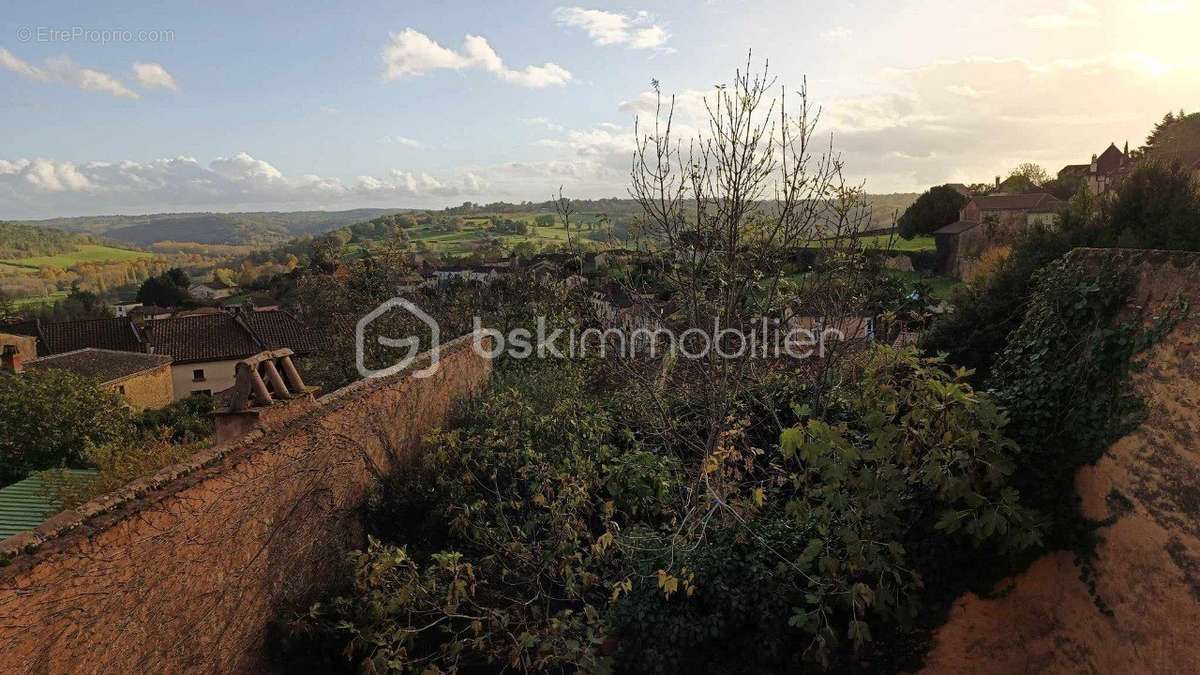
111;362;175;410
0;334;492;674
923;249;1200;673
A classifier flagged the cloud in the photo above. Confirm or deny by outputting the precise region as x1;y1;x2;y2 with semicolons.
0;48;139;99
618;88;710;121
553;7;670;50
381;28;571;88
536;125;633;166
0;152;488;218
821;26;853;40
132;62;178;90
1024;0;1099;28
821;56;1200;190
382;135;425;148
525;116;565;132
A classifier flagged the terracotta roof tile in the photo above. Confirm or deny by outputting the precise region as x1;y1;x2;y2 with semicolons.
141;314;259;363
25;348;172;384
42;318;142;355
934;220;980;235
240;309;319;355
971;193;1063;212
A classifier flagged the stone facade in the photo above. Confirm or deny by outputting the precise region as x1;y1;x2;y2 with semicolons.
109;362;174;410
0;334;493;673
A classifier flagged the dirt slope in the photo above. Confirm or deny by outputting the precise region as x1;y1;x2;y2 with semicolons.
922;251;1200;673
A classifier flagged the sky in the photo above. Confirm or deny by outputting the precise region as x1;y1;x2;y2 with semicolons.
1;0;1198;219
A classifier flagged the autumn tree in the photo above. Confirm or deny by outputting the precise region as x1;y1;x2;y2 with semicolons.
1008;162;1050;186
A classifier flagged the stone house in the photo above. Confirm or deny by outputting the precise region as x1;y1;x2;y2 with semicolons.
934;192;1064;278
141;309;318;399
1058;143;1134;197
3;309;317;400
22;348;175;410
188;279;239;300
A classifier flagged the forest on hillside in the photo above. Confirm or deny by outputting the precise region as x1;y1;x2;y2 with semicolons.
0;222;92;260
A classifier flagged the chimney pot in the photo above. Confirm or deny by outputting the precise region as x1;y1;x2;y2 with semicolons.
1;344;22;374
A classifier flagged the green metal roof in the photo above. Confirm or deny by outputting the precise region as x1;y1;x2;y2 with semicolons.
0;470;97;540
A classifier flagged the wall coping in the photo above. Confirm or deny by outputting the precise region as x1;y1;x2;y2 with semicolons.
1064;247;1200;269
0;332;486;569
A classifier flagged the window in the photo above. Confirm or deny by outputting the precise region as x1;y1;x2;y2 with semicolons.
116;385;126;395
192;368;206;382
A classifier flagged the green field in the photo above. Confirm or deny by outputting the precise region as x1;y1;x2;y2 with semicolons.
11;291;68;307
0;244;152;270
805;233;936;252
855;234;936;251
349;218;601;258
887;270;962;301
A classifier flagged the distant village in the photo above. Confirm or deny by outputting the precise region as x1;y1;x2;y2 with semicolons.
933;142;1200;279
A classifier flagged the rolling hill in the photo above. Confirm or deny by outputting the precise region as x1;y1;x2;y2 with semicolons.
12;208;414;247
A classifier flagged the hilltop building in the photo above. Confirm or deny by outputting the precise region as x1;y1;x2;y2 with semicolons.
1058;143;1134;197
933;192;1064;279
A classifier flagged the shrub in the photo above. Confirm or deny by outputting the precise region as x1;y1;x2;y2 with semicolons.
0;369;134;484
987;253;1187;540
922;226;1073;383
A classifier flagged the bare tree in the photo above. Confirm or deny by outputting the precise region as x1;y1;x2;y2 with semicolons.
621;55;876;456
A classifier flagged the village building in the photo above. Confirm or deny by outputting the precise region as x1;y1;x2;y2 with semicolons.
22;348;175;410
933;192;1064;279
187;279;239;300
1;308;317;400
141;309;318;398
1058;142;1134;197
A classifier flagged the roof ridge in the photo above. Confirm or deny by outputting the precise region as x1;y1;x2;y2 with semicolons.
233;313;269;351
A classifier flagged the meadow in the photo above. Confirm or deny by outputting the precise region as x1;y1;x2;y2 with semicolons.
0;244;152;270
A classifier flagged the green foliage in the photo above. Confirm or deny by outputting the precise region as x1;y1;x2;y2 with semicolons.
0;369;135;484
282;348;1042;672
137;267;192;306
922;226;1074;382
281;360;628;672
1007;162;1051;187
0;222;89;260
1095;162;1200;251
1142;110;1200;166
986;254;1186;539
136;393;215;443
897;185;969;239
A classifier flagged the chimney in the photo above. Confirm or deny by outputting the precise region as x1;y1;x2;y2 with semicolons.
994;176;1001;190
213;349;317;443
1;345;22;374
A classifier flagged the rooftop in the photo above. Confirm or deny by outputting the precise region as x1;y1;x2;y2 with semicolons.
934;220;981;235
43;317;143;355
141;309;316;364
0;470;96;539
25;348;173;384
12;309;317;364
971;192;1063;212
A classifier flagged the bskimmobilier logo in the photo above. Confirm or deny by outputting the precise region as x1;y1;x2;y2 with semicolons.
356;298;849;380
